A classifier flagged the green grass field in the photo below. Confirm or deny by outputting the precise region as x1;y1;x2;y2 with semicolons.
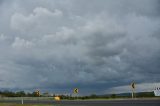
0;103;57;106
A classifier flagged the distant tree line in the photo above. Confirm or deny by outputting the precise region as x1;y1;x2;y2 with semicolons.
0;90;156;99
57;92;156;100
136;92;155;98
0;90;41;97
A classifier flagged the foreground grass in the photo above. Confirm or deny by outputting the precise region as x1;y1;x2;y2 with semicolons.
0;103;55;106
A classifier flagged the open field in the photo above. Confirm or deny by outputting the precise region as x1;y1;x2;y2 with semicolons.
0;97;54;101
0;103;52;106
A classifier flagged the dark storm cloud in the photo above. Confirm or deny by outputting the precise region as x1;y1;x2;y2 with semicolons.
0;0;5;4
0;0;160;94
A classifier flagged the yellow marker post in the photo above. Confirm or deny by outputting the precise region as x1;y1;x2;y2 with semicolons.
73;88;79;100
54;96;60;101
35;90;40;96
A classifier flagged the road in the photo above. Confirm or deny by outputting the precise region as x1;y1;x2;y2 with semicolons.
0;99;160;106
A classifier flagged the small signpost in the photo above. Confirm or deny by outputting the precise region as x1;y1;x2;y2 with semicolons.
35;90;40;102
73;88;79;100
35;90;40;96
131;82;136;98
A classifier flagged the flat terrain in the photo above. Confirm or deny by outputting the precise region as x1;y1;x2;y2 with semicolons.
0;99;160;106
0;104;47;106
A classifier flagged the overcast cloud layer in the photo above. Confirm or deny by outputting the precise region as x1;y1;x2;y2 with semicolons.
0;0;160;94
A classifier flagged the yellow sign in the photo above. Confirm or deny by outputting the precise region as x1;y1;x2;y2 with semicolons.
131;82;135;89
35;90;40;96
54;96;60;101
74;88;79;93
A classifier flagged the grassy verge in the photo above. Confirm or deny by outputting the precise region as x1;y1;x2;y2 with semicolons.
0;103;54;106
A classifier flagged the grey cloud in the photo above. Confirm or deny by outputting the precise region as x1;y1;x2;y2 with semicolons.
0;0;160;94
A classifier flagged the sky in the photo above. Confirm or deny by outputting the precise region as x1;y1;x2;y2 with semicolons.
0;0;160;95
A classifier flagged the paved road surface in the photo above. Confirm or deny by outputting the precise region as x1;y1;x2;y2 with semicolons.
0;99;160;106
